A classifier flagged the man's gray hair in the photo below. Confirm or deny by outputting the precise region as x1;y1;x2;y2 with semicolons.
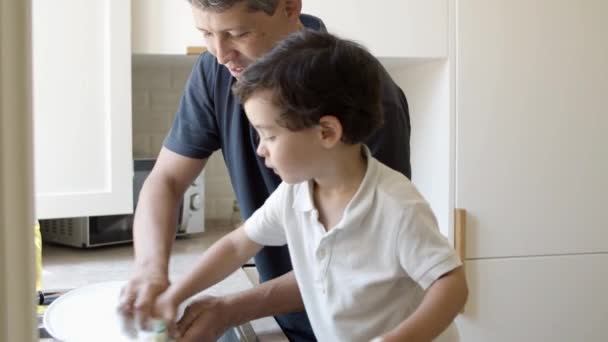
188;0;279;15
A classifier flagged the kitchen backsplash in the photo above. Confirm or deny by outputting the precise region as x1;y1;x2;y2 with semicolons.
132;55;237;222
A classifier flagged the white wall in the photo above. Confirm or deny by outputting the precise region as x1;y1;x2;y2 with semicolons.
132;56;237;222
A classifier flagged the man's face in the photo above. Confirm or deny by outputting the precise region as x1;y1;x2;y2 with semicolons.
192;1;300;78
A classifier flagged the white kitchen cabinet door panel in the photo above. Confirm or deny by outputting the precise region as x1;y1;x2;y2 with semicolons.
456;0;608;258
132;0;202;54
457;254;608;342
33;0;133;219
302;0;447;58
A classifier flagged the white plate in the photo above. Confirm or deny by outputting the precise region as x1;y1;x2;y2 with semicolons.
44;281;181;342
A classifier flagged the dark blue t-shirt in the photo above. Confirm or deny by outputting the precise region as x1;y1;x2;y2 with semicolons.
164;14;410;342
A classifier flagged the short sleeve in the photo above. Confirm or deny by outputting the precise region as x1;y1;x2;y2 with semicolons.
243;182;289;246
398;203;462;290
163;53;221;159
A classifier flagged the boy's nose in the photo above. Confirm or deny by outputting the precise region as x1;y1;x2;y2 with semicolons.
256;142;267;158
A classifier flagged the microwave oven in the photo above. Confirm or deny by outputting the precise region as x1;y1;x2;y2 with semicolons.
40;159;205;248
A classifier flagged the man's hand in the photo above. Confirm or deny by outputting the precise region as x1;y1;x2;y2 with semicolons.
118;270;170;328
176;295;234;342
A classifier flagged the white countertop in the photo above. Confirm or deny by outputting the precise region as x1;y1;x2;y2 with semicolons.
41;228;287;341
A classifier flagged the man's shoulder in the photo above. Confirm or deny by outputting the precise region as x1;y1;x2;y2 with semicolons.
300;14;327;32
183;52;239;110
190;52;233;87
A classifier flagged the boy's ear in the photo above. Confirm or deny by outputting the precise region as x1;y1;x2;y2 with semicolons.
318;115;343;148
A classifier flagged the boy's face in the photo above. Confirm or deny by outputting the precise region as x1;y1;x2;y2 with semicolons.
244;90;322;184
192;1;300;78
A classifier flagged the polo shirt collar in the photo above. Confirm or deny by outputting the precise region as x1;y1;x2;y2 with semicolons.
293;180;315;212
292;145;377;217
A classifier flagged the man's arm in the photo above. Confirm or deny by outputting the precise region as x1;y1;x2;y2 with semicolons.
118;147;206;322
379;266;468;342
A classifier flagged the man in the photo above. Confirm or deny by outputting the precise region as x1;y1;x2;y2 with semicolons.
119;1;411;341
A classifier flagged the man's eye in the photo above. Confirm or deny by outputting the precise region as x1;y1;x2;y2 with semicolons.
201;31;212;38
265;136;276;142
232;32;250;38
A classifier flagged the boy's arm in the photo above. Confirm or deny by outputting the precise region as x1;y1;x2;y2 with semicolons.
174;271;306;341
163;226;263;311
379;266;468;342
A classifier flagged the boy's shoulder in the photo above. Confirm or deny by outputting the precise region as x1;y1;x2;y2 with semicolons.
372;159;428;210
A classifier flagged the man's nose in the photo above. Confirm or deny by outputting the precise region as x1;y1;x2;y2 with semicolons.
212;37;233;65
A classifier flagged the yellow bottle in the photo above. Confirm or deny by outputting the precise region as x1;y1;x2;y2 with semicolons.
34;221;42;291
34;221;44;314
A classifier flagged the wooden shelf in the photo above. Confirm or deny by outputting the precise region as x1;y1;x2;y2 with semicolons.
186;46;207;55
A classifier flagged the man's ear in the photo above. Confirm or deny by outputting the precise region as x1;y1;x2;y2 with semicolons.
283;0;302;21
318;115;343;148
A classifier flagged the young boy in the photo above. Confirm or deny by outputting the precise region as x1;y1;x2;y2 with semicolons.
153;30;468;342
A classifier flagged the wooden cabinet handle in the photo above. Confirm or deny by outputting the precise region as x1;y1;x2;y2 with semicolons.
454;208;466;314
454;208;466;263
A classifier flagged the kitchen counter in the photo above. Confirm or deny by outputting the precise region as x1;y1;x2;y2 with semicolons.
41;226;287;341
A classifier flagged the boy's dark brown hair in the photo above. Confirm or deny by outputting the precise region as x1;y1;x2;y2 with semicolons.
233;29;384;144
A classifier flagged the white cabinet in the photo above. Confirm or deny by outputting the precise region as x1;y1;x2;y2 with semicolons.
457;255;608;342
393;1;608;340
451;0;608;340
32;0;133;219
132;0;202;54
456;0;608;258
302;0;448;58
131;0;447;57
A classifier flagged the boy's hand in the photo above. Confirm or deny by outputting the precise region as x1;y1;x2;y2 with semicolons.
176;295;233;342
153;291;180;338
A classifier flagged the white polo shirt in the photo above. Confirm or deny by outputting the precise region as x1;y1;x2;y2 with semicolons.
244;149;462;342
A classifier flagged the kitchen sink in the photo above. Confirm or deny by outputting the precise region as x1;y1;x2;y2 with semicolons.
36;284;260;341
38;317;258;341
219;322;258;342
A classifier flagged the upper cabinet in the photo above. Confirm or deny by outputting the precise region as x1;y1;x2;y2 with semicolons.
302;0;448;58
132;0;447;57
32;0;133;219
132;0;203;54
455;0;608;259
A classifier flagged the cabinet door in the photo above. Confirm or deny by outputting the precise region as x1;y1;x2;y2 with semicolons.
456;0;608;258
32;0;133;219
456;254;608;342
302;0;447;58
132;0;202;54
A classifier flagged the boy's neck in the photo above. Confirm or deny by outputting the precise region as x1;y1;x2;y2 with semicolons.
312;145;368;231
313;144;367;195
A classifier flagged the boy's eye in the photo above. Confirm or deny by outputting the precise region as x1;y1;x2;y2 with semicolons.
264;136;276;142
